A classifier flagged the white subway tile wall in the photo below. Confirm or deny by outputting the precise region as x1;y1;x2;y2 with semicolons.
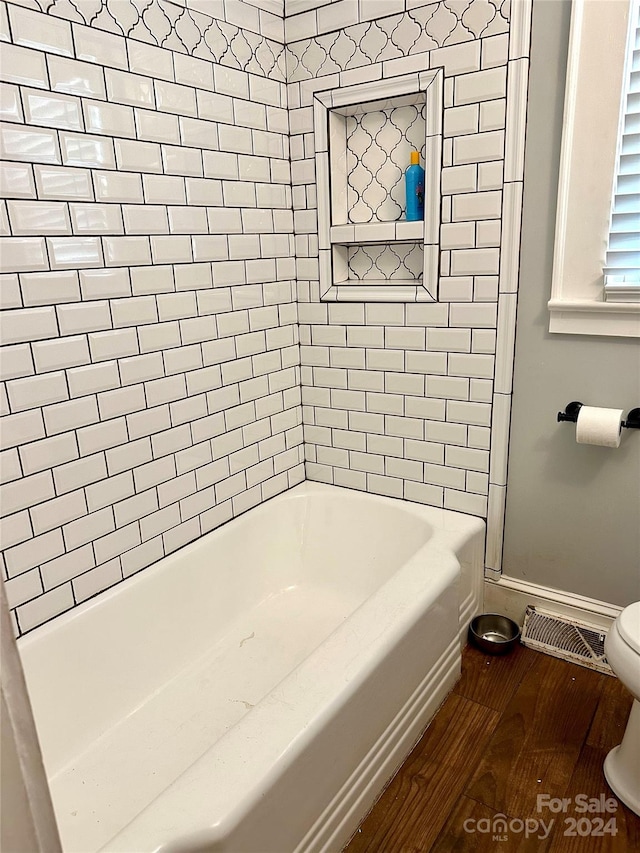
288;0;531;574
0;0;302;635
1;0;531;634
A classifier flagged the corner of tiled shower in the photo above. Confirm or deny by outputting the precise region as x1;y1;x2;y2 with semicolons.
0;0;531;637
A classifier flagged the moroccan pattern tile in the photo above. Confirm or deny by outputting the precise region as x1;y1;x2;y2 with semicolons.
348;243;424;282
346;103;427;223
287;0;510;82
12;0;287;80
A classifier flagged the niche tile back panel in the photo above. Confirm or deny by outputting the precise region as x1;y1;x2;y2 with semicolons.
348;243;423;282
345;104;426;223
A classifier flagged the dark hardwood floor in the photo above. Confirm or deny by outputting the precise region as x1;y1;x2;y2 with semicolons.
344;644;640;852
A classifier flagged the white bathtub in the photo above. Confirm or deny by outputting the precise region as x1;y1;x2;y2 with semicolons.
18;482;484;853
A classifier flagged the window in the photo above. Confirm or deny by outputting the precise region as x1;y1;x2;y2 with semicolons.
549;0;640;337
604;1;640;303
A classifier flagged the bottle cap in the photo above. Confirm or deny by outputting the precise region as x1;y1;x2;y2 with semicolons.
410;150;420;165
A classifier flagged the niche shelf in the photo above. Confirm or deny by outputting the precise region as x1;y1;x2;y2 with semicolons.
314;70;443;303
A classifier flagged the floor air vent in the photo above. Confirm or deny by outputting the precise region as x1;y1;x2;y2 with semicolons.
521;606;612;675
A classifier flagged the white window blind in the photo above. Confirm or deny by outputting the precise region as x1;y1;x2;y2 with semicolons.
605;0;640;302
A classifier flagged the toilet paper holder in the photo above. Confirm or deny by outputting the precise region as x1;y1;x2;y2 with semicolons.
557;402;640;429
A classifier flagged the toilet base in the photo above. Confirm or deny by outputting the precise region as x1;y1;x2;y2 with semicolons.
603;699;640;817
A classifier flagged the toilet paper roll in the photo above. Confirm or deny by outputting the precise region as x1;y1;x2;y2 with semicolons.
575;406;624;447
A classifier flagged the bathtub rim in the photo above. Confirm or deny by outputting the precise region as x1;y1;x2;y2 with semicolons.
17;481;484;653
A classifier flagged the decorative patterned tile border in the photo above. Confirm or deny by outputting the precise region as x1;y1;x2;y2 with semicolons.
5;0;287;80
286;0;510;82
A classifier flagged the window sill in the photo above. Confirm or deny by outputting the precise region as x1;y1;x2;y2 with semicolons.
548;298;640;337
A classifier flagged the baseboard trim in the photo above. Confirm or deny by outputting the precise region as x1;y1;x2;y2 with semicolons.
484;576;623;631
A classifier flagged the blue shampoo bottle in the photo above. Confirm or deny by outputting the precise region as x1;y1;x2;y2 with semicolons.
405;150;424;221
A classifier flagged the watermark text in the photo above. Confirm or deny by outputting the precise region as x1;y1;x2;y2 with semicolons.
463;794;619;841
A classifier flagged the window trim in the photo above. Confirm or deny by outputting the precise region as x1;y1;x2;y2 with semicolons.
549;0;640;337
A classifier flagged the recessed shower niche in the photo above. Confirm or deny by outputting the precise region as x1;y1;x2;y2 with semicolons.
314;70;443;302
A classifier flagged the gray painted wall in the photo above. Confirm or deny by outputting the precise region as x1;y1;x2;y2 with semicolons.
503;0;640;607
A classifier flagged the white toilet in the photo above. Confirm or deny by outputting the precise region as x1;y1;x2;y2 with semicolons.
604;601;640;816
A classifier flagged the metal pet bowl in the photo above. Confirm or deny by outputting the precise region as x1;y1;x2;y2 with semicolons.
469;613;521;655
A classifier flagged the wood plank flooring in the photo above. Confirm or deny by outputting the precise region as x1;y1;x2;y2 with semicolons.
344;645;640;852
